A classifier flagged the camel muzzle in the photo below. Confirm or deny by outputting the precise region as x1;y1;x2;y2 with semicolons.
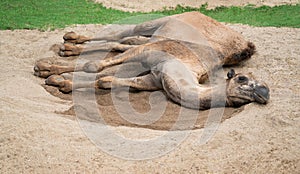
253;85;270;104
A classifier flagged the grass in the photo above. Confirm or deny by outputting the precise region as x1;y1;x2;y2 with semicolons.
160;4;300;28
0;0;299;30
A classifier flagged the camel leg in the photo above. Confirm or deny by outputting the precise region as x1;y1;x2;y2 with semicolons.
63;25;137;44
34;48;128;77
45;73;101;93
45;74;161;93
36;42;157;78
119;36;150;45
44;62;149;93
45;71;106;93
93;50;176;90
82;46;148;73
36;45;167;79
45;74;74;93
63;17;168;44
34;61;77;78
45;72;162;93
59;43;83;57
34;47;147;78
132;17;169;37
63;32;92;44
96;73;162;90
82;46;180;74
59;42;138;57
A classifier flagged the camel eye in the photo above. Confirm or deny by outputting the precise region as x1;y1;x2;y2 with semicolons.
237;76;248;83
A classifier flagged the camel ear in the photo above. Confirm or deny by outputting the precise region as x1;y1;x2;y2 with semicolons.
227;69;235;79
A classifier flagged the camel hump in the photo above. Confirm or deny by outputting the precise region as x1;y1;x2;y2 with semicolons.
172;11;251;63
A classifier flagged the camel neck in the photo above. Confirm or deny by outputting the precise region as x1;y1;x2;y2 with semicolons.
163;81;228;110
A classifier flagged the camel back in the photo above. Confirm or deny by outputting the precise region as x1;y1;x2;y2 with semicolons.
172;12;253;64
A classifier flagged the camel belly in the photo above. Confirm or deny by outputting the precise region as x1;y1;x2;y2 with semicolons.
142;40;220;82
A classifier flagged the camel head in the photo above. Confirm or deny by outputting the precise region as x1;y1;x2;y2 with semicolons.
226;69;270;107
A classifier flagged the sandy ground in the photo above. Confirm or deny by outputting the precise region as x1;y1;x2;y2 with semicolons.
94;0;300;12
1;1;300;173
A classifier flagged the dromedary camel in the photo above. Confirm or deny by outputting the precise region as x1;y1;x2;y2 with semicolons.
34;12;270;109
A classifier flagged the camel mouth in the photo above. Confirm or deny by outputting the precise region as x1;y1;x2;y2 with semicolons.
253;85;270;104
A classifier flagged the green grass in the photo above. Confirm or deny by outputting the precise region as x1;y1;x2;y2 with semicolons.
0;0;134;30
161;4;300;28
0;0;299;30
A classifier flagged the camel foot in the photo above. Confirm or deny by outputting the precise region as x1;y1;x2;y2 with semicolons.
34;61;72;78
59;43;83;57
63;32;79;40
63;31;90;44
83;61;104;73
45;75;73;93
97;76;114;89
34;62;55;78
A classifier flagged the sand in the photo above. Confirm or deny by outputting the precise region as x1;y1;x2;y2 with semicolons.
1;1;299;173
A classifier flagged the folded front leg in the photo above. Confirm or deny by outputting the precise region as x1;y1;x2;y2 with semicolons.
82;45;147;73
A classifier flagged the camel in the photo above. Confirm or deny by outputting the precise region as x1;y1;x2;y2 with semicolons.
34;12;270;109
